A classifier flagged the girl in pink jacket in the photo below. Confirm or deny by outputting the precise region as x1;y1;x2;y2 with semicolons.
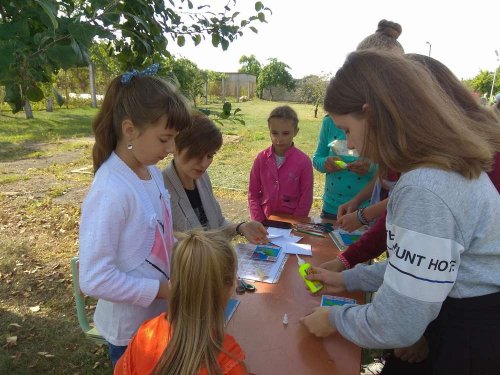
248;105;314;221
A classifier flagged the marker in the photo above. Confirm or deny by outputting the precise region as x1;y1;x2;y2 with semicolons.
294;228;325;238
335;160;348;169
296;255;323;293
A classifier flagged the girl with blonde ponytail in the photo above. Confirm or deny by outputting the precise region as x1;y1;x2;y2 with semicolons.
115;230;246;375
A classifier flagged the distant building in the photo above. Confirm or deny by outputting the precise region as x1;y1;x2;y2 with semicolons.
220;73;256;101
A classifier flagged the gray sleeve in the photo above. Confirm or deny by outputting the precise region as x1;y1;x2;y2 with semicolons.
343;261;387;293
329;283;442;348
329;181;464;348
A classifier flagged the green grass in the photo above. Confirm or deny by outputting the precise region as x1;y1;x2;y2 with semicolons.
0;174;30;185
0;107;96;161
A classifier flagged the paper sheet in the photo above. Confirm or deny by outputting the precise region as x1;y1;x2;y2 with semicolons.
267;227;292;238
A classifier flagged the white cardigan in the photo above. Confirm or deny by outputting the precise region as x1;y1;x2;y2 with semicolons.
79;152;173;345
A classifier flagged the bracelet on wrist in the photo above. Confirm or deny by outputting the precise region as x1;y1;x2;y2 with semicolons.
357;208;369;226
235;221;246;236
337;254;351;270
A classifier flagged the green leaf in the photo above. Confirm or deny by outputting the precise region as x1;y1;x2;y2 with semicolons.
220;38;229;50
258;12;266;22
255;2;264;11
0;44;16;67
26;85;44;102
4;84;23;114
191;34;202;46
47;44;78;70
177;35;185;47
0;20;30;39
35;0;58;30
68;23;97;47
52;87;65;107
198;108;211;116
222;101;231;115
211;33;220;47
249;26;258;34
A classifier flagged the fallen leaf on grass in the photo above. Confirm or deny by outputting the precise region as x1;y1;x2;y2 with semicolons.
9;323;21;328
29;305;40;312
6;336;17;347
37;352;55;357
93;362;100;369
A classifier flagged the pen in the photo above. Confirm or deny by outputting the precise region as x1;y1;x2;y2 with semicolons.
294;228;325;238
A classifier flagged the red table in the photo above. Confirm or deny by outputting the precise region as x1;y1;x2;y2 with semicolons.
226;215;364;375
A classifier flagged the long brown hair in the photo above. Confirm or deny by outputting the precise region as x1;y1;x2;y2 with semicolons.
92;75;191;172
153;230;240;375
324;50;500;179
406;53;500;126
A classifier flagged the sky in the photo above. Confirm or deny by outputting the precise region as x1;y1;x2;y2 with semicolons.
168;0;500;81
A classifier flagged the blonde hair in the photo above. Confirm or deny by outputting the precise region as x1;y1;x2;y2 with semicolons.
153;230;240;375
357;19;404;53
324;50;500;179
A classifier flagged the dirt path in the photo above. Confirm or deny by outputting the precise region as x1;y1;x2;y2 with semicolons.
0;138;250;219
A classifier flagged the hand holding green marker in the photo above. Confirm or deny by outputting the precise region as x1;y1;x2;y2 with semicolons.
335;160;348;169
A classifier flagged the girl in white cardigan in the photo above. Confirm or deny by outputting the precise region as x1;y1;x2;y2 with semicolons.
78;65;191;367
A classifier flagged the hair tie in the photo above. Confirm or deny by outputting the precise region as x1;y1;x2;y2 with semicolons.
121;63;159;85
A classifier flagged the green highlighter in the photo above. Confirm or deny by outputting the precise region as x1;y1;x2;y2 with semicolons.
296;255;323;293
335;160;348;169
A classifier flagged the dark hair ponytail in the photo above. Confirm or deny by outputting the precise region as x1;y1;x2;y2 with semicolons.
92;77;123;172
91;74;192;173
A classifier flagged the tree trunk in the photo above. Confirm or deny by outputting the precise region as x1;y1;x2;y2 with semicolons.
89;62;97;108
65;71;70;109
269;88;273;101
204;80;208;104
46;97;54;112
24;99;34;119
221;77;225;102
314;103;319;118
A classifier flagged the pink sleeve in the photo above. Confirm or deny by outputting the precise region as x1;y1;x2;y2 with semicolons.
293;156;313;217
248;156;266;222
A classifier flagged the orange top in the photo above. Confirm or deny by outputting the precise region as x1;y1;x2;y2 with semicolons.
114;313;246;375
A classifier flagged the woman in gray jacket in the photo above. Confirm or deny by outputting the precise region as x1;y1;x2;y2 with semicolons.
163;113;268;243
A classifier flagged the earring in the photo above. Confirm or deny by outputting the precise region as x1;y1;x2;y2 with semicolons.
127;143;133;150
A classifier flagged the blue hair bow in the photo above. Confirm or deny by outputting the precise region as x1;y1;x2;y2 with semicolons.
121;63;159;85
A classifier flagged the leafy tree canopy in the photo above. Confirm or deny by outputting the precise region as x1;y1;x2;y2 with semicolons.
162;57;204;105
465;68;500;101
238;54;261;77
257;57;295;100
296;74;329;117
0;0;271;114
